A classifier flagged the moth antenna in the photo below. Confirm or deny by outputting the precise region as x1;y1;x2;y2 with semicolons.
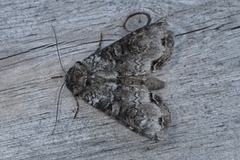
51;25;68;133
52;82;66;133
51;25;67;76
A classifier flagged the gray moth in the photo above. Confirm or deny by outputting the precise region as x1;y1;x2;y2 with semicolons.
63;21;174;141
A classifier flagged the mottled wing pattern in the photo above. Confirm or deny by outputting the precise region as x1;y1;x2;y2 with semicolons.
80;81;170;140
82;22;174;76
65;21;174;140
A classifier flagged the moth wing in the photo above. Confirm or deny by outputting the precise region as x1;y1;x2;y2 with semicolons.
82;22;174;76
80;82;170;140
112;85;171;140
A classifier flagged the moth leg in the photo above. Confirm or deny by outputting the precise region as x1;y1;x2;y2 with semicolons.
73;96;80;119
93;33;103;54
96;33;103;50
98;33;103;49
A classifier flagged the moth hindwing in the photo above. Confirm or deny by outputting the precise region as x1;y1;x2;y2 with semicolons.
65;21;174;141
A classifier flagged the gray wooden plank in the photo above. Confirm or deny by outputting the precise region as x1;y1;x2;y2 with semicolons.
0;0;240;159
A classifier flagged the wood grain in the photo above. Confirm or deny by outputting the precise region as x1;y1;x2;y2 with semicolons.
1;0;240;159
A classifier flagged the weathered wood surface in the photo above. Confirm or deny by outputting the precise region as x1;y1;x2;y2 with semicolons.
1;0;240;159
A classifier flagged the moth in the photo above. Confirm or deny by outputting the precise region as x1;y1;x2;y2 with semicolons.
55;21;174;141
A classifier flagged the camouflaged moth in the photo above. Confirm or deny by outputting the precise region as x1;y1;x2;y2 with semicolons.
54;21;174;140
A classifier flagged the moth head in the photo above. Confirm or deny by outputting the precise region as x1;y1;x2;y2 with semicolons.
65;61;88;96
